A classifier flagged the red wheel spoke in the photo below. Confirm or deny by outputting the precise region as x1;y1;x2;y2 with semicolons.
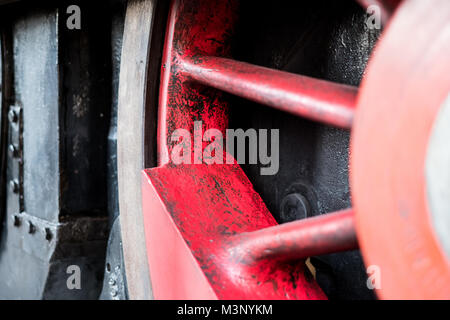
228;209;357;263
180;56;357;129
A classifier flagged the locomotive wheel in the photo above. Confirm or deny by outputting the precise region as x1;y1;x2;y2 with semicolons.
351;0;450;299
118;0;450;299
123;0;367;300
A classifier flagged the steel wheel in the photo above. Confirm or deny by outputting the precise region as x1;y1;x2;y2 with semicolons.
116;0;169;299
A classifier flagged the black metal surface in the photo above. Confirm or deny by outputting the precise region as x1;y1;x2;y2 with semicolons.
58;0;111;217
280;193;311;222
231;0;380;300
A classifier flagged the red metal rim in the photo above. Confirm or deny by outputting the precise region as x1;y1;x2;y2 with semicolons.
351;0;450;299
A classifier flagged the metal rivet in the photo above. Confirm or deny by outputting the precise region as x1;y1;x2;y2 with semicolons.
45;228;52;241
9;180;19;194
8;109;18;123
8;144;19;158
28;221;36;234
280;193;311;222
13;215;21;227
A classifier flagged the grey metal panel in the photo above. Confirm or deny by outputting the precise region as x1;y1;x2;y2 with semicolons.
0;9;60;299
0;4;110;299
13;9;60;222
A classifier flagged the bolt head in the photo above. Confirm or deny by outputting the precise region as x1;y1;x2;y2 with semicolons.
8;109;18;123
9;180;19;194
8;144;19;158
280;193;310;222
28;221;36;234
13;215;21;227
109;278;116;286
45;228;52;241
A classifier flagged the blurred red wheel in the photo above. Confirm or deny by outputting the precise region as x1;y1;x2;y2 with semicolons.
351;0;450;299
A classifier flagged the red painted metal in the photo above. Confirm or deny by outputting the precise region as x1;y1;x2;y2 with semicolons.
142;0;354;299
228;209;357;264
157;0;238;166
142;163;327;299
351;0;450;299
180;57;357;129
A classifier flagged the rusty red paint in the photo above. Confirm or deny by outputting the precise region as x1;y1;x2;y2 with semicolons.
181;57;357;129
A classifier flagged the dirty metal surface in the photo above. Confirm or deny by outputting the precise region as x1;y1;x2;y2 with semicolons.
16;8;60;222
58;0;112;217
157;0;238;166
230;0;381;299
180;56;357;129
142;163;326;299
155;0;380;300
0;23;13;237
0;3;111;299
228;209;357;264
148;0;336;299
117;0;166;300
100;217;128;300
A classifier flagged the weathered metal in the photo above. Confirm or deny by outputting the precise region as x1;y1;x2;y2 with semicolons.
116;0;168;300
100;217;128;300
280;193;311;222
181;57;357;129
4;0;446;301
231;0;381;299
7;104;23;214
0;17;13;238
157;0;238;166
0;2;113;299
142;0;366;300
351;0;450;299
142;163;327;299
227;209;356;264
